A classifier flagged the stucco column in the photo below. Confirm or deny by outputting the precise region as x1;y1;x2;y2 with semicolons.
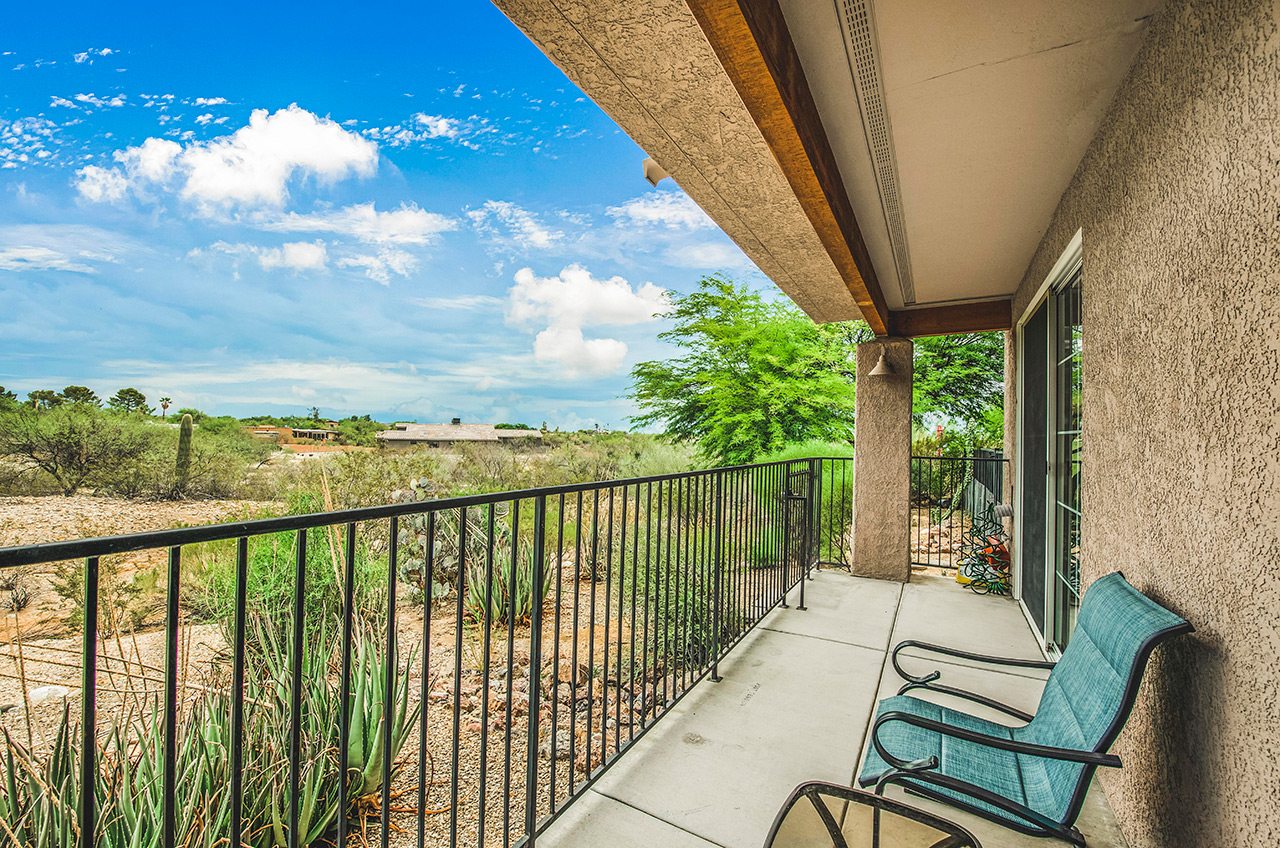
851;337;913;581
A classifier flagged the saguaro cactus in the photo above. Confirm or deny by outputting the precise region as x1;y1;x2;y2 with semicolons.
174;413;194;495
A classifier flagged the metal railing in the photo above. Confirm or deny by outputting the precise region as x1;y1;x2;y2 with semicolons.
0;457;852;848
909;453;1006;570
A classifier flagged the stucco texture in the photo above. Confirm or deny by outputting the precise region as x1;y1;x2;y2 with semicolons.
1005;1;1280;845
852;338;913;581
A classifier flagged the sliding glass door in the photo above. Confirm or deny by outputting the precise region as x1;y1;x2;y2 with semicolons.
1047;271;1082;651
1018;249;1082;654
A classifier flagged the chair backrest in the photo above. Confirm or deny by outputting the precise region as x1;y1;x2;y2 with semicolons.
1013;572;1191;821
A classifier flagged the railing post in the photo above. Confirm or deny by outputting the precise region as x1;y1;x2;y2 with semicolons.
80;557;98;848
797;460;812;610
780;465;791;609
526;495;547;843
711;471;724;682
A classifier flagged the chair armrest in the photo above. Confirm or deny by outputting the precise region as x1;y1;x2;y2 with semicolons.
892;640;1056;680
896;679;1035;723
872;711;1122;769
890;640;1053;723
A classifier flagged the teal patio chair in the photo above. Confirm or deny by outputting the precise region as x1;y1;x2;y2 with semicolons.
858;572;1192;846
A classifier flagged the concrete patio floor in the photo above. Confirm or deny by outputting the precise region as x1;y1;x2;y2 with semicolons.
539;571;1129;848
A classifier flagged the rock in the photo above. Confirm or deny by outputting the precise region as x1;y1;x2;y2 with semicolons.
465;722;483;734
538;729;573;760
28;685;70;705
0;703;17;714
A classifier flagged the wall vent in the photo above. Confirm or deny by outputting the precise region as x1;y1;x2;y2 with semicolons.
837;0;915;305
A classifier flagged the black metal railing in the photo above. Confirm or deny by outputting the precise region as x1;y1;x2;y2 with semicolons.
909;453;1006;570
0;457;852;848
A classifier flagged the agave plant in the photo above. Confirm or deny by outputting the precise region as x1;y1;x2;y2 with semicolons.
463;537;551;626
0;614;419;848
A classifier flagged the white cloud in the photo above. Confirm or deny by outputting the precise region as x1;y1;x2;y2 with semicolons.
180;105;377;208
194;97;227;106
661;241;753;270
116;137;182;182
259;202;456;245
73;92;126;108
409;294;502;311
75;104;379;211
74;165;128;202
507;265;667;329
335;247;417;285
72;48;114;64
607;191;714;230
414;114;460;139
0;246;96;274
208;239;329;273
532;326;629;377
506;265;667;377
258;241;328;272
194;113;214;125
468;200;562;250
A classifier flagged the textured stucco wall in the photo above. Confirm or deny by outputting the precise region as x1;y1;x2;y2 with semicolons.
852;338;913;581
1005;1;1280;845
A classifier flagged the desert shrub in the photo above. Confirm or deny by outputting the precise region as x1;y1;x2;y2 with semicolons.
98;424;275;500
616;435;696;479
288;450;444;509
0;405;274;499
0;406;158;496
49;554;156;634
756;441;855;563
183;492;389;647
0;565;37;612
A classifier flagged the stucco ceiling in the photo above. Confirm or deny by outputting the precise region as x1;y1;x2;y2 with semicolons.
778;0;1163;308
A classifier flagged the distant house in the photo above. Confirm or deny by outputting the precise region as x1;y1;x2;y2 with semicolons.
245;426;338;442
376;418;542;449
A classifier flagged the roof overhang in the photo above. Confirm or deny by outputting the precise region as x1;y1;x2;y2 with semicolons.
491;0;1160;336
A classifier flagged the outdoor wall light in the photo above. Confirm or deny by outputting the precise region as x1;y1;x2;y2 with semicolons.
643;156;671;186
869;347;895;377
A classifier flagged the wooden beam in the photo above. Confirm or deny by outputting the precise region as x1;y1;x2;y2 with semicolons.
888;300;1013;338
686;0;890;335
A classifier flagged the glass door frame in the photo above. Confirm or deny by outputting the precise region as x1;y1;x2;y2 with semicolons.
1014;229;1082;658
1046;267;1082;654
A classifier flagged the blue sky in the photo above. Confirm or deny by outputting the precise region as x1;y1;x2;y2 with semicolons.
0;0;765;429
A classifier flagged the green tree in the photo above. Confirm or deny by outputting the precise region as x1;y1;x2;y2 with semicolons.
159;396;172;418
911;332;1005;426
61;385;101;406
0;387;18;410
27;389;63;410
629;274;869;465
108;387;152;415
0;405;156;495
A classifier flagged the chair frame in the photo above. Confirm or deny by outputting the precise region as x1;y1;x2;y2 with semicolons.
861;613;1193;846
763;780;981;848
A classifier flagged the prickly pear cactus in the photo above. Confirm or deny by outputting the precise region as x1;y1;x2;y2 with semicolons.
174;413;194;495
390;477;510;601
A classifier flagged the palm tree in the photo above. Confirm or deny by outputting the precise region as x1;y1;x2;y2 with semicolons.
159;397;172;419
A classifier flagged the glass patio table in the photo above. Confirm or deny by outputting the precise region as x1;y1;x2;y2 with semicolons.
764;782;980;848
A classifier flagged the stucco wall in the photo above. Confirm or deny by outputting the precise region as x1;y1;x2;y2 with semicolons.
851;338;913;581
1005;1;1280;845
